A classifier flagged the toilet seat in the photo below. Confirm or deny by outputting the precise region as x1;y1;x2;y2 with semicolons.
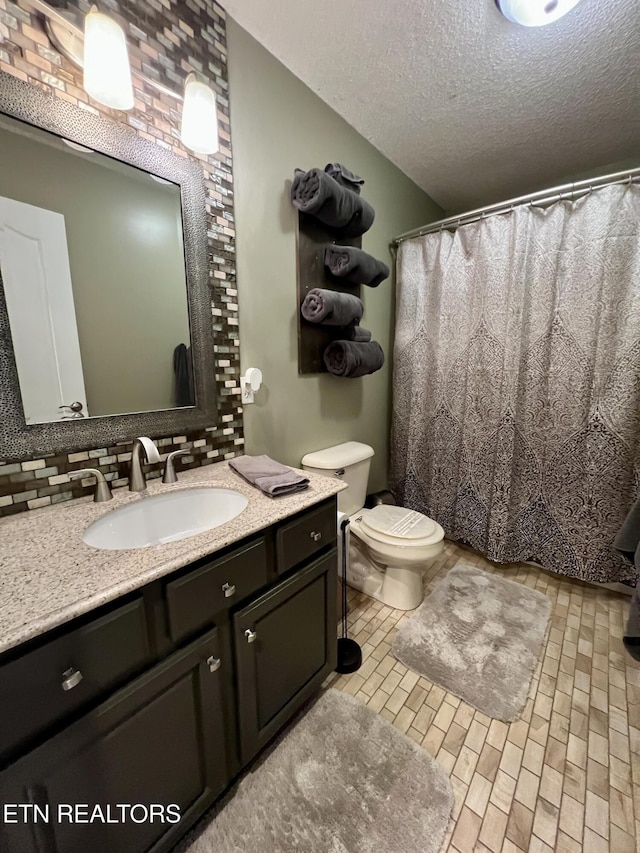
350;506;444;567
359;504;440;547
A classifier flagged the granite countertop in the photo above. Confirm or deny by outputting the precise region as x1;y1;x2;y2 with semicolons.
0;462;347;656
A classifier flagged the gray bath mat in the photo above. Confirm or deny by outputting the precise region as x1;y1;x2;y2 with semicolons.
392;562;552;721
183;688;453;853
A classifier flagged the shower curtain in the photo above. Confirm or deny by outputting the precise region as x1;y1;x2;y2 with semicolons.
391;184;640;583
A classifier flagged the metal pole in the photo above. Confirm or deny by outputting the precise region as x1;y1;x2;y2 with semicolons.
392;167;640;246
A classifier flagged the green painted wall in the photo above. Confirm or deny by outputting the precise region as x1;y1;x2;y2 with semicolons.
228;20;443;490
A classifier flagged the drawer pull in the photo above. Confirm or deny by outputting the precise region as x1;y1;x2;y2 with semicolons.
206;656;222;673
245;628;257;644
310;531;322;542
61;667;83;692
222;582;236;598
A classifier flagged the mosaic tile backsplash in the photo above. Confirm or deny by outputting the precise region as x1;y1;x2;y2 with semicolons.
0;0;243;517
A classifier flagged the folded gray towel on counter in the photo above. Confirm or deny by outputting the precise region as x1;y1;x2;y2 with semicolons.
291;168;375;237
348;325;371;342
301;288;364;326
229;455;309;497
325;245;390;288
324;163;365;195
323;340;385;378
614;495;640;660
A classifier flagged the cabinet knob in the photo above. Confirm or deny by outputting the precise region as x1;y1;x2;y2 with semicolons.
61;667;83;691
310;531;322;542
206;656;221;673
245;628;257;644
222;582;236;598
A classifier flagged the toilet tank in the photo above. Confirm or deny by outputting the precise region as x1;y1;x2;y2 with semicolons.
301;441;374;515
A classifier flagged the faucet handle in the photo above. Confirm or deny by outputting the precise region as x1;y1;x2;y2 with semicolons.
69;468;113;502
162;450;189;484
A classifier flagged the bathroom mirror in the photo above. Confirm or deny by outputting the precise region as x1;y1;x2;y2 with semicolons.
0;71;217;459
0;113;192;423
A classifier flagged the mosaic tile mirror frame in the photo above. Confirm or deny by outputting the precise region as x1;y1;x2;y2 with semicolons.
0;69;220;459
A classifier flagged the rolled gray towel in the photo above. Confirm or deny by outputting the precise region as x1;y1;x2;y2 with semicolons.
291;168;375;237
301;288;363;326
229;454;309;497
323;340;384;378
347;325;371;342
324;163;364;195
325;245;390;288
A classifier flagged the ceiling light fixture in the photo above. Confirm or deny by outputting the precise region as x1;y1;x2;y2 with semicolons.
83;5;134;110
496;0;583;26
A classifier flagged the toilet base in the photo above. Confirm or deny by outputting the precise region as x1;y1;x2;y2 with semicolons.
347;543;426;610
348;563;425;610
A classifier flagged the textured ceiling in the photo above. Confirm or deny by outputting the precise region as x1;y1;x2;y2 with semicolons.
223;0;639;212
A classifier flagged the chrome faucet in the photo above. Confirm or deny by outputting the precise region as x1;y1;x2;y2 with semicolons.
129;437;161;492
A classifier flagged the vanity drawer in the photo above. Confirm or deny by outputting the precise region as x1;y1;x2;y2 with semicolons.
0;598;151;762
276;500;337;575
166;537;269;644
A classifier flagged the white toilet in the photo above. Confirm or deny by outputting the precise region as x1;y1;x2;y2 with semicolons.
301;441;444;610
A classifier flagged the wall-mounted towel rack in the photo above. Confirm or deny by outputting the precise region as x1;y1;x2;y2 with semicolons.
295;213;362;375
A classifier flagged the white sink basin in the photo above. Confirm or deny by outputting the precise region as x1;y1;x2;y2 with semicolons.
83;487;248;550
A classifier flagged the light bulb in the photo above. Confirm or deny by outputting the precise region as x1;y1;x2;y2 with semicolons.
83;6;134;110
180;73;220;155
497;0;582;26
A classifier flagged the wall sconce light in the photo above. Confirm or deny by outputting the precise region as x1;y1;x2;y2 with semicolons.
180;73;220;155
496;0;583;26
22;0;219;155
83;6;134;111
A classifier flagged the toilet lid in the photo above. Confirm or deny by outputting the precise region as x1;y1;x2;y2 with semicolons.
360;505;438;544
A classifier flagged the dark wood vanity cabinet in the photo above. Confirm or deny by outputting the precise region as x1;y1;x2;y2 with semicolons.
0;497;337;853
0;630;227;853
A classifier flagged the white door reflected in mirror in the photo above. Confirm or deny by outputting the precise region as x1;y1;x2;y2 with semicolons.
0;196;89;423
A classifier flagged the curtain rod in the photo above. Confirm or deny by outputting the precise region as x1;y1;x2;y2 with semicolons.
392;166;640;247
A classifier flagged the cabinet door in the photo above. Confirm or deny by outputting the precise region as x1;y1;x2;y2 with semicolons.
0;629;227;853
234;550;337;765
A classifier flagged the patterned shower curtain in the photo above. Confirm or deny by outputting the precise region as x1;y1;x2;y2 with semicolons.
391;184;640;583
